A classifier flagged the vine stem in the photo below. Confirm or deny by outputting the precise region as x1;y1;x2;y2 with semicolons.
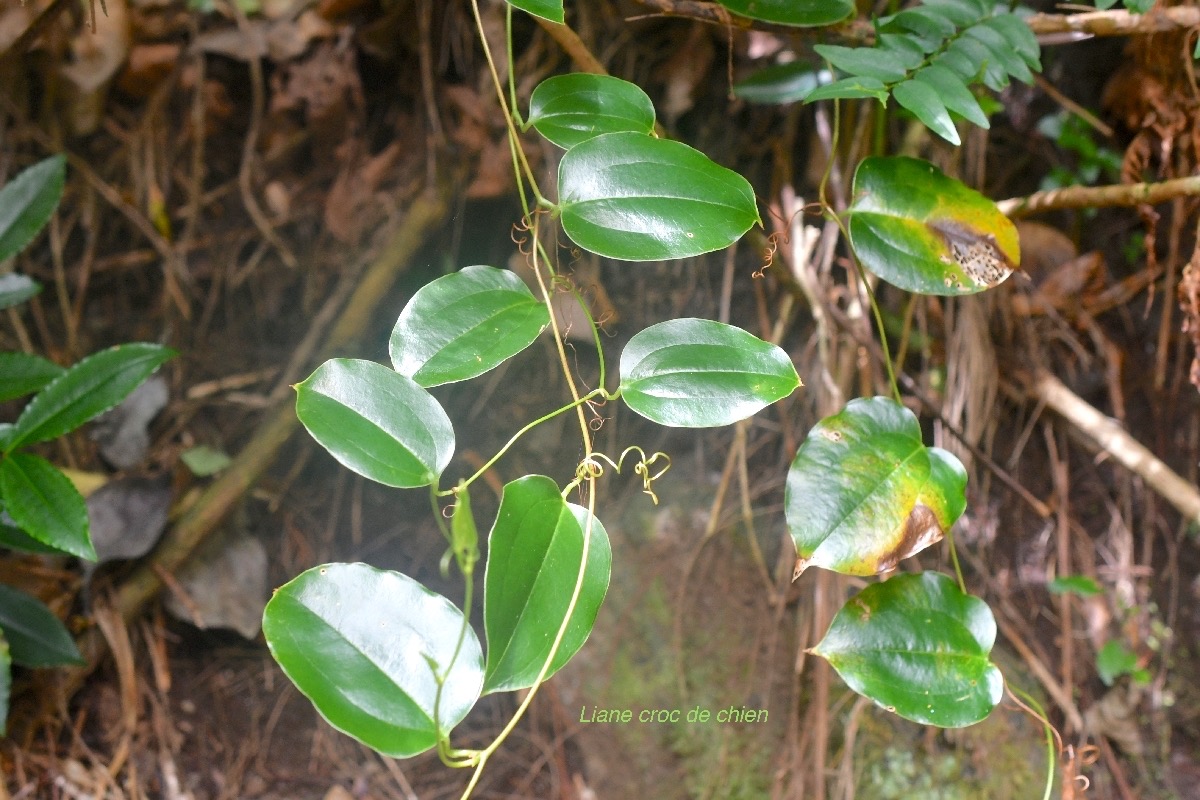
1005;682;1060;800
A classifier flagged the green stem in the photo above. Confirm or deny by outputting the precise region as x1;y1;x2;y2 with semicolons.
433;557;475;768
945;527;966;594
1007;682;1058;800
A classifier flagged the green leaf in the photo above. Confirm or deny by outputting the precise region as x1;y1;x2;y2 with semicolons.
483;475;611;694
1096;640;1139;686
0;633;9;735
946;36;1008;91
714;0;853;26
804;76;889;104
813;44;910;83
389;266;549;387
982;14;1042;71
5;343;175;452
876;33;928;70
786;397;966;577
931;47;980;82
0;274;41;311
884;7;957;44
847;156;1020;295
0;155;66;263
180;445;232;476
0;581;84;667
294;359;454;488
557;132;759;261
913;65;990;128
0;514;65;554
892;79;960;145
0;352;65;402
965;24;1033;84
618;318;801;428
262;563;483;757
527;74;656;149
919;0;987;27
812;572;1003;728
0;454;93;559
1124;0;1153;13
1047;575;1103;597
506;0;563;24
734;63;827;104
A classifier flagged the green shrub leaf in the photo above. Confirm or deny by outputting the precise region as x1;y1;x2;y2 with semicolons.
812;44;910;83
946;36;1007;91
786;397;966;577
805;76;889;104
965;24;1033;84
1047;575;1103;597
506;0;563;23
812;572;1003;728
0;274;41;311
982;14;1041;71
618;318;801;428
733;63;826;104
0;454;93;559
294;359;453;488
390;266;549;387
0;581;84;667
920;0;986;27
558;132;759;261
913;65;989;128
884;7;957;44
527;74;655;149
0;155;66;263
0;514;65;554
892;79;959;145
848;156;1019;295
5;343;175;452
715;0;853;26
262;563;483;757
0;352;66;403
483;475;611;694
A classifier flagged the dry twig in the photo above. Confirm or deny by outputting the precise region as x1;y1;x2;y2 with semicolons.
999;175;1200;217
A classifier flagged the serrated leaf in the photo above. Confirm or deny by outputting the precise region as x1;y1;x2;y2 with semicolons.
982;14;1041;71
0;155;66;263
389;266;549;387
0;454;93;559
965;24;1033;84
557;132;759;261
483;475;611;694
0;274;41;311
786;397;966;577
294;359;454;488
813;44;910;83
893;79;960;145
812;572;1003;727
5;343;175;452
847;156;1019;295
804;76;889;104
715;0;853;26
263;563;483;757
734;63;828;104
913;65;990;128
0;581;84;667
1047;575;1102;597
618;318;801;428
0;352;65;402
527;74;655;149
506;0;563;24
0;513;65;554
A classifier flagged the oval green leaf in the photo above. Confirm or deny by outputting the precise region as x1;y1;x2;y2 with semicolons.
716;0;852;26
5;343;175;452
0;454;94;560
892;79;960;146
295;359;453;488
812;571;1003;728
912;64;990;129
390;266;549;387
805;76;889;104
557;132;760;261
483;475;611;694
0;581;85;667
848;156;1020;296
786;396;966;577
263;562;483;757
0;155;66;263
506;0;563;24
0;274;41;311
0;513;66;555
0;352;66;403
618;318;801;428
733;63;828;104
813;44;910;83
527;74;655;149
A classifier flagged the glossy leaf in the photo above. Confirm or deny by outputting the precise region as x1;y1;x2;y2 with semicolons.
527;75;655;149
733;63;828;104
913;65;989;129
813;44;910;83
0;352;65;402
263;563;483;757
0;274;41;311
618;318;801;428
892;79;959;145
786;396;966;577
0;512;64;554
0;633;8;735
848;156;1019;296
390;266;549;387
483;475;611;694
0;155;66;263
715;0;853;26
294;359;453;488
0;454;94;560
506;0;562;23
805;76;889;104
557;132;759;261
812;572;1003;728
0;581;84;667
5;343;175;452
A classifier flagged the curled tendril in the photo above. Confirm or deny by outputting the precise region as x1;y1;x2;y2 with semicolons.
753;233;780;279
567;446;671;504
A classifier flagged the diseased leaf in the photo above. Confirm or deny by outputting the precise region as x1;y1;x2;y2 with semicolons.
0;453;94;560
0;582;84;667
527;74;655;149
0;155;66;263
